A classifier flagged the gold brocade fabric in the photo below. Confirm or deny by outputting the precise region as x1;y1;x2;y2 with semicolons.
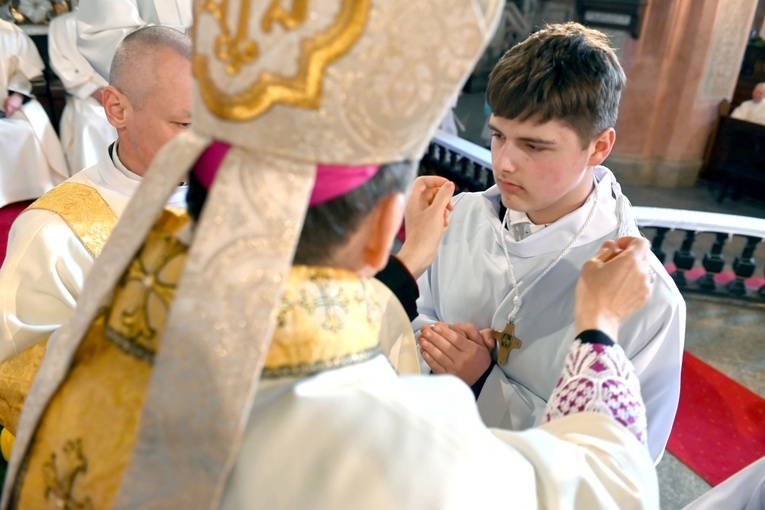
264;265;383;378
0;340;48;435
12;208;383;507
0;182;118;449
26;182;119;258
12;210;189;510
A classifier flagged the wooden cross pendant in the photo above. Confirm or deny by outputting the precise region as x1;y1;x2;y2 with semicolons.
492;322;522;364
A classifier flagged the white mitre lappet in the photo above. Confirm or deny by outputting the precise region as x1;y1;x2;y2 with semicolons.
4;1;503;508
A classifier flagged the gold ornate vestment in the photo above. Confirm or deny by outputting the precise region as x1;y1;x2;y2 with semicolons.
0;183;117;438
11;210;188;509
1;2;502;508
11;210;396;508
25;183;118;259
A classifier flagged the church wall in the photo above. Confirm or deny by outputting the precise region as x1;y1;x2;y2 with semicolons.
608;0;758;187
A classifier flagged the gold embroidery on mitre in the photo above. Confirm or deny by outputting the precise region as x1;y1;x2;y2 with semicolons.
194;0;370;121
263;0;309;31
198;0;259;75
26;182;119;259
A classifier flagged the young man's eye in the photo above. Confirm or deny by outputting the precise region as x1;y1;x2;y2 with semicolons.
175;122;191;128
491;132;503;140
527;144;544;152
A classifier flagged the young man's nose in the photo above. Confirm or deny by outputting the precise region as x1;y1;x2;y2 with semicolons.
494;145;520;174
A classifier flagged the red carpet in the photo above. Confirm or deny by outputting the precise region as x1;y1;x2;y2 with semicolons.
0;201;32;263
667;351;765;485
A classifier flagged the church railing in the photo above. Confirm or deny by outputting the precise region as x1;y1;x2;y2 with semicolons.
635;209;765;302
420;130;494;192
421;131;765;303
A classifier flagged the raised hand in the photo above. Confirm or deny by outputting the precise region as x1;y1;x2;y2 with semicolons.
575;236;653;340
395;176;454;279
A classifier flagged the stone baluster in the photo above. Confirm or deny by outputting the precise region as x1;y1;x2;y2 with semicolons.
427;142;437;162
729;236;760;297
672;230;697;288
648;227;669;264
698;232;728;292
482;164;495;189
461;158;473;183
448;150;458;177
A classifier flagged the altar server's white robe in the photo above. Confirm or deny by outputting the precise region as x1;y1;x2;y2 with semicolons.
684;456;765;510
0;20;68;208
49;12;116;175
414;166;686;463
0;150;188;362
222;355;658;510
76;0;192;80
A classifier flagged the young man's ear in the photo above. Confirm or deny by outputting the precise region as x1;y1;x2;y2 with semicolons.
102;86;129;129
587;127;616;166
359;192;406;277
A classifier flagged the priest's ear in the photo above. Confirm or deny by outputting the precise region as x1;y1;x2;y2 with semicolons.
102;86;131;129
356;192;406;277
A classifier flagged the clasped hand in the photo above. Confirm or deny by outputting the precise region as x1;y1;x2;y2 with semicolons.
418;322;494;385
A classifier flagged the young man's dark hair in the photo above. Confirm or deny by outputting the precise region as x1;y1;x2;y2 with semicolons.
486;22;626;148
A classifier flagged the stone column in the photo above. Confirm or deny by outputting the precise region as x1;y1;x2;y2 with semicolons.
607;0;757;187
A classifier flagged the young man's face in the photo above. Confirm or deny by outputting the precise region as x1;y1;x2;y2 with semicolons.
489;114;610;225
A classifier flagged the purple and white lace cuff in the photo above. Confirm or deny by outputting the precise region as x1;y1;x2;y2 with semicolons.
544;339;647;446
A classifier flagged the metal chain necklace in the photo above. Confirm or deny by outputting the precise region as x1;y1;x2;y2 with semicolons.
492;180;599;364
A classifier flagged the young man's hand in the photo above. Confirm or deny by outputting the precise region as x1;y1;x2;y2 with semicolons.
418;321;492;385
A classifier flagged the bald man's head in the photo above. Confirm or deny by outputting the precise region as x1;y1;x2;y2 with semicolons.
102;25;193;176
109;25;192;109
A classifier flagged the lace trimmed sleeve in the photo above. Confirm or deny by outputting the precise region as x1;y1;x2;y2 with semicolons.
544;337;647;446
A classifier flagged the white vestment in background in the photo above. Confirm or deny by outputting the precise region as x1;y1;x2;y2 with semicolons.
414;166;686;463
0;147;188;362
76;0;192;80
730;99;765;126
0;20;68;208
49;12;116;175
